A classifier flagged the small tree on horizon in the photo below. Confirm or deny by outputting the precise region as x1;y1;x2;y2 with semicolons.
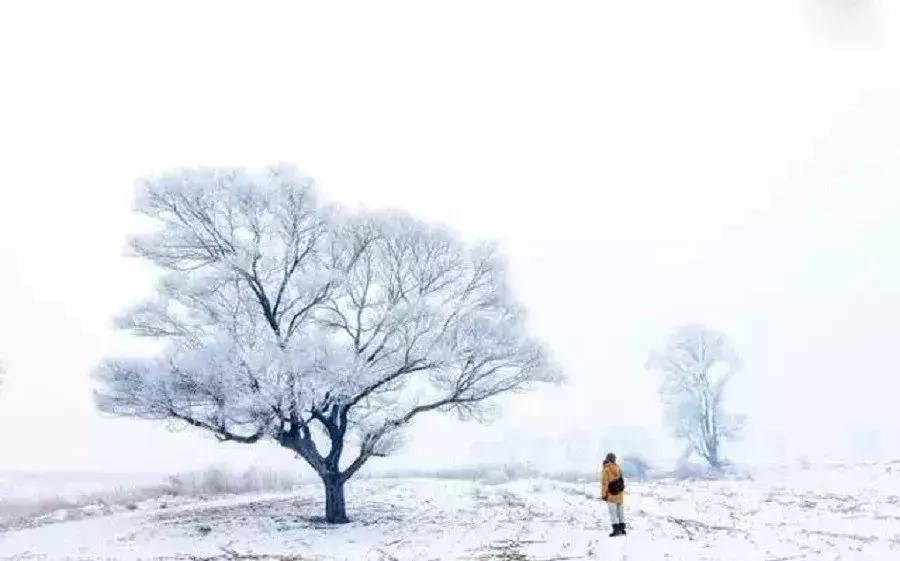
95;165;561;523
646;324;744;469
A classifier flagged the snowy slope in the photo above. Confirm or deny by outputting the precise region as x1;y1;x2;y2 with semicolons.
1;462;899;560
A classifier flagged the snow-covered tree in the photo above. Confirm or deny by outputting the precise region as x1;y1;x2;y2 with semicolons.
646;324;744;469
95;166;560;523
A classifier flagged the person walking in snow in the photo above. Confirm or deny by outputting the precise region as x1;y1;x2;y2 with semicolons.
601;452;626;537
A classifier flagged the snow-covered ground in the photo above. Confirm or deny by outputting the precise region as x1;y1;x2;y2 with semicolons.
1;461;899;560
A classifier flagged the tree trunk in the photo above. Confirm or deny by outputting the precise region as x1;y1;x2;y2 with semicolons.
322;475;349;524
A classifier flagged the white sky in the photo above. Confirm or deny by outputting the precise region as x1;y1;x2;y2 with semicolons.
1;0;900;475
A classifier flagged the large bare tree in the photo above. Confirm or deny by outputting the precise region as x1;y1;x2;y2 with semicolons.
96;166;560;523
646;324;744;469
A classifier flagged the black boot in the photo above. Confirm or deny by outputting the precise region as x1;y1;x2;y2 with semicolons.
619;523;627;536
609;524;619;537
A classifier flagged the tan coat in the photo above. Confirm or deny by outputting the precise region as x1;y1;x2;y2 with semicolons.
600;462;624;504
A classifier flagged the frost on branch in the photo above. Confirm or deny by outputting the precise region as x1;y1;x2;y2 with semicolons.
95;165;560;503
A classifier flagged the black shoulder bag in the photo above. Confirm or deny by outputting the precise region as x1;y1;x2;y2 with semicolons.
608;471;625;494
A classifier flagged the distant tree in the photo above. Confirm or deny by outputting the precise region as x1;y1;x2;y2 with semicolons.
646;325;744;469
620;455;651;480
95;166;560;523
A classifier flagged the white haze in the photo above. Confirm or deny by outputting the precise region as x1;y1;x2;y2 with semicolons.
1;0;899;476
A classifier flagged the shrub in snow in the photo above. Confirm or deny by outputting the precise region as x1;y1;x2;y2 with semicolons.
165;466;303;496
482;469;511;485
620;456;651;480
